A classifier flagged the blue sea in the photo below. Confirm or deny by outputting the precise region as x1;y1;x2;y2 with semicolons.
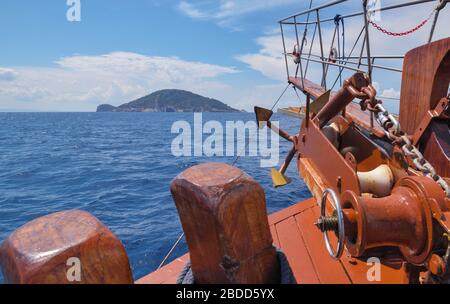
0;112;311;283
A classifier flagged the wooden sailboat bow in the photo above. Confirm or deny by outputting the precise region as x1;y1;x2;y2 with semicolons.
0;0;449;285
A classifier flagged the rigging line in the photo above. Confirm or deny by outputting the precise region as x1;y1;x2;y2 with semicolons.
337;22;342;87
294;16;300;78
362;1;373;81
300;0;315;52
341;15;346;59
378;95;400;101
357;31;367;69
333;14;345;86
157;232;185;270
339;15;346;85
301;0;315;43
323;24;339;85
293;86;304;108
331;26;365;91
428;0;444;43
271;83;292;112
304;22;318;78
294;16;305;81
232;139;252;166
296;0;315;84
232;83;291;166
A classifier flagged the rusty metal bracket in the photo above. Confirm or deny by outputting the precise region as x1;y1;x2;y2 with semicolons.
412;97;449;145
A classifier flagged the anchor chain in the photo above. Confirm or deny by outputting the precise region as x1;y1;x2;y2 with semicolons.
345;82;450;197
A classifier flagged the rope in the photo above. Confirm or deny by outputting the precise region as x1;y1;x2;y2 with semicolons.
157;232;185;270
293;86;304;109
176;261;193;284
368;9;435;37
176;248;297;284
271;83;291;112
304;22;317;78
331;26;365;91
335;14;344;87
295;0;314;79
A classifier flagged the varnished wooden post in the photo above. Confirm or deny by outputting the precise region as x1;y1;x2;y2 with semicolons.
171;163;280;284
0;210;133;284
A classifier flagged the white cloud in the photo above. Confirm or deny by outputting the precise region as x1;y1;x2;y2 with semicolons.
237;53;285;81
177;0;299;27
235;1;450;113
0;52;238;111
236;34;322;82
381;88;400;99
177;1;207;19
0;68;18;81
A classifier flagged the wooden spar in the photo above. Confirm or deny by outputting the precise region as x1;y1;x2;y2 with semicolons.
170;163;280;284
289;76;386;138
316;73;368;128
0;210;133;284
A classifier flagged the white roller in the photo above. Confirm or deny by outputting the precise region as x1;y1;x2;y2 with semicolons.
357;164;394;198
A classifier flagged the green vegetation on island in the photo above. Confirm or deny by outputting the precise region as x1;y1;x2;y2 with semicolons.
97;89;240;113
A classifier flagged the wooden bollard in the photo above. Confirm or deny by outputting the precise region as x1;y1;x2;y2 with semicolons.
0;210;133;284
171;163;279;284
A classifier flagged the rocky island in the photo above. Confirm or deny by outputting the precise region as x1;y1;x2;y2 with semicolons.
96;89;240;112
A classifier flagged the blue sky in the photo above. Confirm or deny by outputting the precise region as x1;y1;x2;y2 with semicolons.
0;0;448;111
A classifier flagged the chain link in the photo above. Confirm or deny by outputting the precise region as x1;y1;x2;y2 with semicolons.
368;9;435;37
344;82;449;197
372;103;450;197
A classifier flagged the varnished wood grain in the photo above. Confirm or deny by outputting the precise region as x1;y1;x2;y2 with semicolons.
171;163;279;284
0;210;133;284
400;38;450;134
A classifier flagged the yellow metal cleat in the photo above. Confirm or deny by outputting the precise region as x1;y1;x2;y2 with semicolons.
271;168;292;188
254;106;274;129
310;90;331;115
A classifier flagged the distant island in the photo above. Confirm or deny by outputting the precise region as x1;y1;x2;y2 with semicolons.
97;89;241;113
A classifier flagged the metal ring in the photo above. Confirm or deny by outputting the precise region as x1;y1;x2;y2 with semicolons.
320;189;345;260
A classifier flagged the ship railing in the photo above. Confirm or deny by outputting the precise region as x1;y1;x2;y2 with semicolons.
278;0;448;101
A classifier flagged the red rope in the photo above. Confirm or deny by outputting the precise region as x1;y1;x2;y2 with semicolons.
368;11;435;37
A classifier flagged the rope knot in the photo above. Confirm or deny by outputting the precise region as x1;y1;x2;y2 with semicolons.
334;14;342;26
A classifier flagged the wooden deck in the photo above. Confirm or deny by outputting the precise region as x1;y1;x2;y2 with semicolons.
137;198;409;284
